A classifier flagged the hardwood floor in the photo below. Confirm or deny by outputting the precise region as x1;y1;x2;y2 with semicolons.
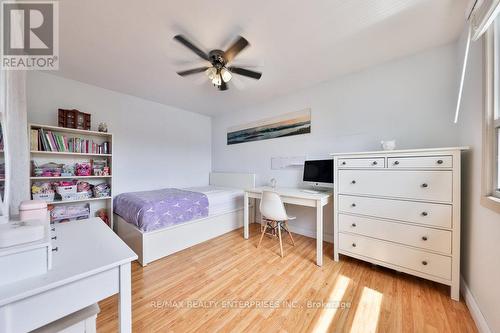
97;224;477;333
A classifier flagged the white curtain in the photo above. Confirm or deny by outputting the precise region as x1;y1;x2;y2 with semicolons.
0;70;6;217
2;70;29;216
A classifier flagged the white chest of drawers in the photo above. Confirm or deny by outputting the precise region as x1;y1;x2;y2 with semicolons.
332;147;468;300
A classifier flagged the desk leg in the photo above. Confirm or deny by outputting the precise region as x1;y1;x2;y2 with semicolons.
316;201;323;267
119;262;132;333
244;192;249;239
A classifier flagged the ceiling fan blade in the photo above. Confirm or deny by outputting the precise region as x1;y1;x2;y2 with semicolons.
177;67;209;76
174;35;209;61
229;67;262;80
219;80;228;91
224;36;249;63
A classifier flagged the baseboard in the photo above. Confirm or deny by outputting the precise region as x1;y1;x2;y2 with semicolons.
460;275;492;333
287;225;334;243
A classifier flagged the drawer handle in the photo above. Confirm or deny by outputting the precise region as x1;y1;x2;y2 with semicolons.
437;159;443;165
351;203;356;207
52;247;59;252
421;211;428;216
352;243;357;247
393;161;400;165
421;260;428;266
421;236;428;241
51;227;55;232
51;236;57;240
341;161;346;165
351;223;357;227
351;180;356;184
372;161;378;166
421;183;428;188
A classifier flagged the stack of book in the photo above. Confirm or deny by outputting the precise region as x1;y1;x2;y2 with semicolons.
0;125;3;151
30;128;110;154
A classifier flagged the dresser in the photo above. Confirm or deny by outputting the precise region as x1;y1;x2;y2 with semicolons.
332;147;468;300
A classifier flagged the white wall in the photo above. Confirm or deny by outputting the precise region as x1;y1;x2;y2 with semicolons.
212;43;461;241
457;39;500;333
27;72;212;195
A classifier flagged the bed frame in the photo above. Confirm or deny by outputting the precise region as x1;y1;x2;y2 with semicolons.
114;172;256;266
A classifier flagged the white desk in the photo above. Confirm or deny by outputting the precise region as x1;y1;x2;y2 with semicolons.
0;218;137;333
244;187;332;266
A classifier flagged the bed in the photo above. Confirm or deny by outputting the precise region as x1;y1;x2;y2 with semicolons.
113;172;255;266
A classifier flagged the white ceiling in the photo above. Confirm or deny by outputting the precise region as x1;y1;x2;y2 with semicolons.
54;0;469;116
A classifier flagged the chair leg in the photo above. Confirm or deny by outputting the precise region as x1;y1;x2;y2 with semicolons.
260;215;266;233
285;221;295;246
257;222;268;248
277;222;284;258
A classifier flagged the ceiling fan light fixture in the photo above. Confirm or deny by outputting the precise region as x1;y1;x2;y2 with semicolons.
221;68;232;83
205;67;217;80
174;34;262;91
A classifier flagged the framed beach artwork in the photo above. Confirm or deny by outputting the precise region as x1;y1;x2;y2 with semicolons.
227;109;311;145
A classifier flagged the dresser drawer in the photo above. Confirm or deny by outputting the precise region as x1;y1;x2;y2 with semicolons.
338;170;453;202
338;195;452;228
338;157;384;168
339;214;452;253
388;155;452;169
339;233;451;280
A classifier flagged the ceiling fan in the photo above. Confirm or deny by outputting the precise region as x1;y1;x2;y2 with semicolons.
174;35;262;91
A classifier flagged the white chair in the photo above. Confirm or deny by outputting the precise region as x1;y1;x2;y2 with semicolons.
257;191;295;257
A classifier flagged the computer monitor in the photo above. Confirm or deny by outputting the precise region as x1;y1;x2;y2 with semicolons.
303;159;334;188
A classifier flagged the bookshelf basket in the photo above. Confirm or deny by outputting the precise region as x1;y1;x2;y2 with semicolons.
28;123;114;228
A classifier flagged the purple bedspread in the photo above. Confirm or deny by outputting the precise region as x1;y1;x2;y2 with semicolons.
114;188;209;232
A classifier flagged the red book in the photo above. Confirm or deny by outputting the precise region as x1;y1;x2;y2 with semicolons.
63;136;69;151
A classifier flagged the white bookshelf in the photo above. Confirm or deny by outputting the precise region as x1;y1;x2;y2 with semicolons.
28;123;114;228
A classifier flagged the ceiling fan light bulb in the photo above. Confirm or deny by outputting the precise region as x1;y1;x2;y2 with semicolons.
205;67;217;80
212;74;221;86
221;68;232;82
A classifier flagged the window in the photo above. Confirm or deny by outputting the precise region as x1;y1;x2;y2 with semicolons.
493;18;500;198
483;17;500;207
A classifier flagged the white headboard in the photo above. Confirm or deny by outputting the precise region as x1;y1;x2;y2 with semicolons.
209;172;256;189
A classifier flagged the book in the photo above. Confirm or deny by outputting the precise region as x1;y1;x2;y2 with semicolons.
56;134;66;152
53;133;60;151
34;128;109;155
41;130;52;151
39;129;48;151
63;136;69;152
30;129;39;151
47;131;57;151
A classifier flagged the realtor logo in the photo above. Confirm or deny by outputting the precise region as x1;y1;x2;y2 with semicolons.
1;1;59;70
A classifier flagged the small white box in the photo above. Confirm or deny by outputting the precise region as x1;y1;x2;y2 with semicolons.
19;200;49;222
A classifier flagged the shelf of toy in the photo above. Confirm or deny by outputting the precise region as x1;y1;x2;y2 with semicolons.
31;175;112;180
